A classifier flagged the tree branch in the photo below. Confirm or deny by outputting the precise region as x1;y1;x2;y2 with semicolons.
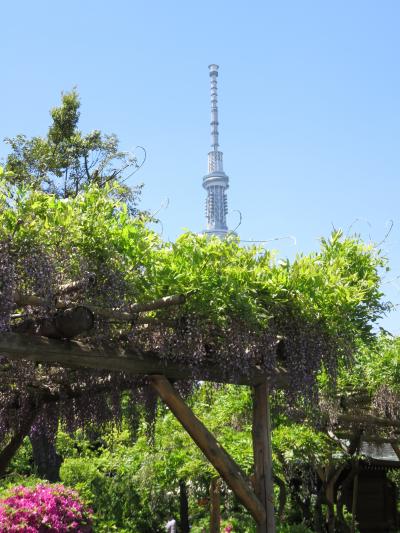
56;276;96;296
0;401;42;478
13;292;187;321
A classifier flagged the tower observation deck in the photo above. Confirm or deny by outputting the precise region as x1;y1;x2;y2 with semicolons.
203;64;230;237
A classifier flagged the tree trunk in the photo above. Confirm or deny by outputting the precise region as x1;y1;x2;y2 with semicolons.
298;495;312;527
210;477;221;533
30;406;61;482
337;463;358;533
179;479;190;533
313;486;325;533
323;464;345;533
30;431;62;482
252;381;276;533
273;475;286;520
325;474;338;533
0;404;40;477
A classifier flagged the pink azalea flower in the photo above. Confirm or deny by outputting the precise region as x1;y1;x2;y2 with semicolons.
0;484;93;532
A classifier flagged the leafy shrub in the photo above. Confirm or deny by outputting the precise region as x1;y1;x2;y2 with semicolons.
0;475;43;498
60;454;165;532
0;483;93;532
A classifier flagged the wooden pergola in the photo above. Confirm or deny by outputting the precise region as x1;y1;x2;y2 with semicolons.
0;331;286;532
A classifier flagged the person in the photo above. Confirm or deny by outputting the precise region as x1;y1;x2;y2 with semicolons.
166;517;177;533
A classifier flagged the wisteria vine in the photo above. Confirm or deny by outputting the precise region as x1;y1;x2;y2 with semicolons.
0;183;389;468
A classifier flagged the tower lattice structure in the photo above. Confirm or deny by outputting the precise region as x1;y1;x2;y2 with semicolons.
203;64;230;237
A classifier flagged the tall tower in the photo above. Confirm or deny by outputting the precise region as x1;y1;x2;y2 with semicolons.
203;64;230;237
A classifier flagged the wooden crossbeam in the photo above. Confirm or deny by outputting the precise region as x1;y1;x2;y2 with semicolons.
338;413;400;428
334;434;400;445
0;333;287;386
150;375;266;525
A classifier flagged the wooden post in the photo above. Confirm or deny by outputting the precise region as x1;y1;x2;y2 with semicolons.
210;477;221;533
149;375;265;525
351;463;359;533
252;380;276;533
179;479;190;533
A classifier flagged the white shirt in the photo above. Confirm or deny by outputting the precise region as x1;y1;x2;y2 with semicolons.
166;519;177;533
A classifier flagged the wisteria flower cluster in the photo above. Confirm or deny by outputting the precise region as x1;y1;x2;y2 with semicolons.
0;483;93;532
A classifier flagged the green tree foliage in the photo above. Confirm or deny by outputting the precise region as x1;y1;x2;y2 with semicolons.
0;182;155;301
150;229;387;340
5;89;142;202
56;386;256;531
54;383;340;531
337;334;400;396
0;182;389;408
329;333;400;446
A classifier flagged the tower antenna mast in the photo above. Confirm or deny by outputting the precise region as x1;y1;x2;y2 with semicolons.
203;64;230;237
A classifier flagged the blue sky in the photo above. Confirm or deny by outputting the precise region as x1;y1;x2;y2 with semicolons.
1;1;400;332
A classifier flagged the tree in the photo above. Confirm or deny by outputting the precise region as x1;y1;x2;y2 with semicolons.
2;90;148;481
5;89;143;205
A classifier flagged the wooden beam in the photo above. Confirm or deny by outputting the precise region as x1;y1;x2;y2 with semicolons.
334;434;400;445
149;375;266;525
0;333;287;387
252;381;276;533
337;413;400;428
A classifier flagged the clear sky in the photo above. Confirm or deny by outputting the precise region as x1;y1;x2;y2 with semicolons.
1;1;400;332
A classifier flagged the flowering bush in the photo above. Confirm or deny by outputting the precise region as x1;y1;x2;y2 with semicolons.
0;483;93;532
